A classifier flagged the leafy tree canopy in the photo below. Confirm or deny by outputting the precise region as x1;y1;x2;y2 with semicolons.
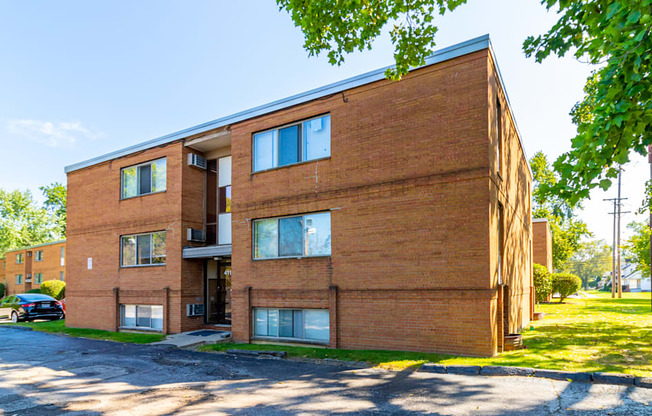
531;151;591;269
624;220;651;276
276;0;467;80
0;185;65;256
40;182;67;236
280;0;652;203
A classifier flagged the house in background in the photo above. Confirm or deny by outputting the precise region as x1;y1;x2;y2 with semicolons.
0;256;5;293
65;35;533;357
2;241;66;296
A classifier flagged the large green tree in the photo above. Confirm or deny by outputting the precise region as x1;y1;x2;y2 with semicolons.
531;151;591;269
624;221;651;276
0;189;59;255
280;0;652;202
40;182;67;236
562;239;612;290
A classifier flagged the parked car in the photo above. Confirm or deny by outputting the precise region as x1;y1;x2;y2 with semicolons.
0;294;65;323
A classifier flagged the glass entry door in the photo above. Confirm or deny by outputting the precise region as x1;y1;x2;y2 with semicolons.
206;259;231;325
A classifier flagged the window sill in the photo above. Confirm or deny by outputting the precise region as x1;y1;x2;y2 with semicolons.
253;255;331;261
119;326;163;333
252;156;331;175
120;190;167;201
120;263;166;269
252;336;329;346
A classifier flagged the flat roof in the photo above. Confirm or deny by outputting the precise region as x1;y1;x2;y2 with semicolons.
65;34;529;174
4;240;66;254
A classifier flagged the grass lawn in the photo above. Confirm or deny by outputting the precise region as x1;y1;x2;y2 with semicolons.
2;319;166;344
200;291;652;376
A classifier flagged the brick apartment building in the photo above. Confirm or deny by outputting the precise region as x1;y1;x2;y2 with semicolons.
65;35;533;357
1;241;66;296
533;218;553;272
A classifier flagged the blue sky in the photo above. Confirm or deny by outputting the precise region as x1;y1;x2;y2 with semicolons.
0;0;648;243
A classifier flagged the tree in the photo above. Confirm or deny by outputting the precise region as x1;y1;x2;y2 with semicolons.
280;1;652;203
523;1;652;205
551;272;582;303
40;182;67;237
0;189;59;256
533;263;552;304
624;221;651;276
562;240;612;290
531;152;591;269
277;0;467;80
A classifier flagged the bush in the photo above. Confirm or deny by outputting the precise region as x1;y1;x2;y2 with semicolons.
552;272;582;303
533;263;552;304
0;283;4;298
27;289;41;293
40;280;65;300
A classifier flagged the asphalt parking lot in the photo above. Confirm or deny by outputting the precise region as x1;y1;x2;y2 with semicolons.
1;326;651;415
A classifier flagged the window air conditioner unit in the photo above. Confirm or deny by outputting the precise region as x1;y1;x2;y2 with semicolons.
188;154;207;170
26;274;31;278
27;252;32;257
187;228;206;243
187;304;205;317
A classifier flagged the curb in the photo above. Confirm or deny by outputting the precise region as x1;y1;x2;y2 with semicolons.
418;364;648;389
0;325;34;331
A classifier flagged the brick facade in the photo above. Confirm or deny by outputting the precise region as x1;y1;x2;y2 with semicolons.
533;219;553;272
65;37;532;356
2;241;66;296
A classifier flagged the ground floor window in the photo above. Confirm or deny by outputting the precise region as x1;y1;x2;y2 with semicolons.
253;308;329;342
120;304;163;331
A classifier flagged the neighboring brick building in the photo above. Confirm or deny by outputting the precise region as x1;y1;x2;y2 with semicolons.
0;256;5;295
533;218;553;272
65;35;533;357
2;241;66;296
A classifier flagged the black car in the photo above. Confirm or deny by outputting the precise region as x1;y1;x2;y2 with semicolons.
0;294;65;323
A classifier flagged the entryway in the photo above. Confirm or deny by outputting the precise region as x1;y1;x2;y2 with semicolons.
206;259;231;325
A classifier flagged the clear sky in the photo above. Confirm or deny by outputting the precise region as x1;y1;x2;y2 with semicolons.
0;0;648;244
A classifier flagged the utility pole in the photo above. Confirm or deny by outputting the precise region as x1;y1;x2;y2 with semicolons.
604;167;630;299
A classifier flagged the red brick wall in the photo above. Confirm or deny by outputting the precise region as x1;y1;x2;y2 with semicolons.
533;220;553;272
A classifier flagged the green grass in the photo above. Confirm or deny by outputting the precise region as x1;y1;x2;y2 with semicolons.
2;319;166;344
200;291;652;376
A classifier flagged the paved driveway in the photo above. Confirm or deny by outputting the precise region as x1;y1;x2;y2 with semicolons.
1;327;651;415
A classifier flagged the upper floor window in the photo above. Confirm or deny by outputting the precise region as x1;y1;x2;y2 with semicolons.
35;250;43;262
254;212;331;259
121;158;167;199
121;231;166;267
496;97;503;175
253;115;330;172
60;246;65;267
16;253;23;264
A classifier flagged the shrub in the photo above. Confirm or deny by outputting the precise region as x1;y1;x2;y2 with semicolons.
27;289;41;293
533;263;552;304
0;283;4;298
552;272;582;303
40;280;65;300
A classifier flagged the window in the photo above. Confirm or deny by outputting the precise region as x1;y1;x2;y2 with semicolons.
496;97;502;175
253;308;329;342
60;271;64;282
121;158;167;199
254;212;331;259
60;246;65;267
218;156;232;245
34;273;43;284
16;253;23;264
253;115;330;172
121;231;166;267
15;274;23;285
35;250;43;262
120;304;163;331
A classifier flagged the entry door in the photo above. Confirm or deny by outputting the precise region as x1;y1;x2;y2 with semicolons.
206;260;231;325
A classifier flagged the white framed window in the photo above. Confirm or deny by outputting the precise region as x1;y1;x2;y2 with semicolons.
34;273;43;284
121;231;166;267
35;250;43;262
121;158;167;199
120;304;163;331
16;253;23;264
60;271;64;282
60;247;65;267
253;308;329;343
15;274;23;285
253;212;331;259
218;156;232;245
253;114;330;172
